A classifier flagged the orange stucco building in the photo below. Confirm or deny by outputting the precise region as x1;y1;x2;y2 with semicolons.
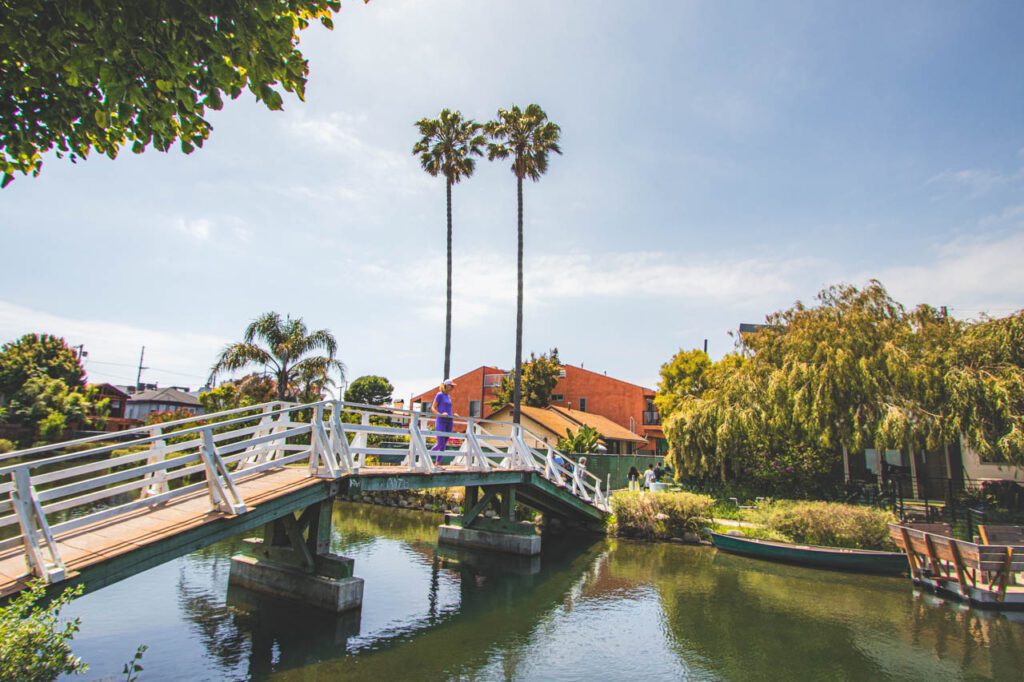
410;364;666;454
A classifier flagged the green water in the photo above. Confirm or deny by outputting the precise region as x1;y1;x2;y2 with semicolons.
60;502;1024;680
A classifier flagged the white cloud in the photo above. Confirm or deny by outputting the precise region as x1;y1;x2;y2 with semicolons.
174;217;212;241
928;166;1024;197
363;249;819;328
872;230;1024;316
0;302;226;389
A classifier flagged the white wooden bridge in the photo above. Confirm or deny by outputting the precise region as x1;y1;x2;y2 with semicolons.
0;400;610;598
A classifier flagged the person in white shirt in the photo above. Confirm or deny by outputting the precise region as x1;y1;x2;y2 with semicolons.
643;464;656;491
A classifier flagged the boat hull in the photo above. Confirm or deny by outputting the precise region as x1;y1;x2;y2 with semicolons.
710;531;907;575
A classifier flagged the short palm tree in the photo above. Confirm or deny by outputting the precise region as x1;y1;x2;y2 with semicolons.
209;312;344;402
485;104;562;424
412;109;486;380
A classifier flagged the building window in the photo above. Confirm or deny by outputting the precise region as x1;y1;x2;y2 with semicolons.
419;401;430;412
579;397;587;412
469;400;481;417
551;394;564;402
558;369;567;378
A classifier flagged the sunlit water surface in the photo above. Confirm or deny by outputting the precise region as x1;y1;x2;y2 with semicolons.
60;502;1024;680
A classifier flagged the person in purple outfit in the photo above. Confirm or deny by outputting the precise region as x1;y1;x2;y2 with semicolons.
430;379;456;466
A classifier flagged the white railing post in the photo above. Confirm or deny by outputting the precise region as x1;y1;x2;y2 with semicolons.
350;412;369;469
237;403;275;471
466;422;488;472
545;446;557;481
407;414;434;473
140;426;168;497
330;401;354;473
198;427;246;514
511;425;536;471
11;467;66;582
310;403;340;479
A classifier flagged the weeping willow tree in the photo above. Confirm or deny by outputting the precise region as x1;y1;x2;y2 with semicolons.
658;280;1024;492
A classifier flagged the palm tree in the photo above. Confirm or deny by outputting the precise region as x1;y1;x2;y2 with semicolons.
485;104;562;424
209;312;344;402
412;109;486;380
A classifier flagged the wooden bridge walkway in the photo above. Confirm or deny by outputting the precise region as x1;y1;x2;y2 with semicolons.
0;401;609;599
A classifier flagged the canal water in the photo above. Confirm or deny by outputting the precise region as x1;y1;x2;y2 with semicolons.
61;502;1023;681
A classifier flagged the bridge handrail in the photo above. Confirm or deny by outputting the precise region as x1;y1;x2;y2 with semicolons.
0;398;608;584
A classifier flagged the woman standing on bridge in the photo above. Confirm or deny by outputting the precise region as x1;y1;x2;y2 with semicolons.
431;379;456;465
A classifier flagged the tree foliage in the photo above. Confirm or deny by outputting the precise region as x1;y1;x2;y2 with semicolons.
3;375;108;442
659;280;1024;492
489;348;561;410
0;581;86;681
557;424;600;454
345;375;393;406
0;334;85;400
0;1;364;186
209;312;344;402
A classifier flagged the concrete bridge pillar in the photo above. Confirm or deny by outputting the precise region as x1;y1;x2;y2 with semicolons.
229;499;363;612
438;485;541;556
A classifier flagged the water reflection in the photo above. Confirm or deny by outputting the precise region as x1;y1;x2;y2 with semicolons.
61;501;1024;681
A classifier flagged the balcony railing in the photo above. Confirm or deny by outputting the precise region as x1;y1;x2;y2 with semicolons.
643;410;660;425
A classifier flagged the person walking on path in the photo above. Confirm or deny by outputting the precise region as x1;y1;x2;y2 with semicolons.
654;462;664;482
431;379;456;466
643;464;656;491
627;465;640;492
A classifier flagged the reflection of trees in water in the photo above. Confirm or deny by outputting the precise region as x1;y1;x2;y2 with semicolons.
175;557;250;676
604;540;1024;679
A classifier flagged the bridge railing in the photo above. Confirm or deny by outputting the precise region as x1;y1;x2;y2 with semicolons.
0;399;607;583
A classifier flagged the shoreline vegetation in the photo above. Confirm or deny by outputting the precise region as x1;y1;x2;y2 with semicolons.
351;487;898;552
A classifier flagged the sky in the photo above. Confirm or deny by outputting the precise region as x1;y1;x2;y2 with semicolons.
2;1;1024;402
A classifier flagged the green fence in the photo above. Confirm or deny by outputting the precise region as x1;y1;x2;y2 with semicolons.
583;454;667;491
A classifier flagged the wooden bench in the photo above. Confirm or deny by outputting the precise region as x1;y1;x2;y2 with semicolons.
888;523;1024;604
979;525;1024;545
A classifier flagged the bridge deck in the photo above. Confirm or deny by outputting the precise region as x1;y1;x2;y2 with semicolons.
0;467;316;598
0;464;602;599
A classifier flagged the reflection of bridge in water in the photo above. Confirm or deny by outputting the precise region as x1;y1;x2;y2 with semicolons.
179;510;611;680
0;400;609;608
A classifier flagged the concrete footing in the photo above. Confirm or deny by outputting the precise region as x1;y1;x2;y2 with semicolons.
229;554;364;612
437;524;541;556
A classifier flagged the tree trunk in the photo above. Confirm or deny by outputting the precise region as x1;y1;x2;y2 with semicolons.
444;177;453;381
278;364;288;401
513;173;524;424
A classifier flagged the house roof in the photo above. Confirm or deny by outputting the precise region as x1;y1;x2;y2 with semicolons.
490;404;647;445
93;383;131;399
547;405;648;444
128;387;200;406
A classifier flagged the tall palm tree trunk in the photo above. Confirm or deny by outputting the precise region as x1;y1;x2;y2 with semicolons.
444;178;453;380
277;364;288;401
513;173;524;424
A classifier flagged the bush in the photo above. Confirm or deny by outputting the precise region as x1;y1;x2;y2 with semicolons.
746;500;897;550
0;438;15;454
610;491;714;540
0;581;86;682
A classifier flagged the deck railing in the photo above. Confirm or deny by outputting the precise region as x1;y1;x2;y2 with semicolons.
0;399;608;583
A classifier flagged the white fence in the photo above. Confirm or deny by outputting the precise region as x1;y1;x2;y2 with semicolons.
0;400;609;583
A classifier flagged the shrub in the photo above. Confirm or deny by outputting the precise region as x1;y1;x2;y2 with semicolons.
747;500;897;550
610;491;714;540
0;581;86;682
0;438;15;454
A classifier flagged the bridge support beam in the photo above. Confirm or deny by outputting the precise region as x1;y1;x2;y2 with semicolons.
229;500;363;612
438;485;541;556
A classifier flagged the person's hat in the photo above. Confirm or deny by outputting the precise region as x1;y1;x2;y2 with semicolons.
443;378;456;387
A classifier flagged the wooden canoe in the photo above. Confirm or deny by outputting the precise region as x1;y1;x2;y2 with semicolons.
709;531;907;575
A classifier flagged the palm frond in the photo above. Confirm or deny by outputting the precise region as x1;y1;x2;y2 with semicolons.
209;343;275;384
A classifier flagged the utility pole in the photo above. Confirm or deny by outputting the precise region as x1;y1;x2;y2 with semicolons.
72;344;88;361
135;346;148;389
703;339;708;354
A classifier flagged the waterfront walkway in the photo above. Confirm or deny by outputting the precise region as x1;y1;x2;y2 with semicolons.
0;401;609;598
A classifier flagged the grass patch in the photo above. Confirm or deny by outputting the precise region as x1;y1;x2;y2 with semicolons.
609;490;714;540
742;500;897;550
